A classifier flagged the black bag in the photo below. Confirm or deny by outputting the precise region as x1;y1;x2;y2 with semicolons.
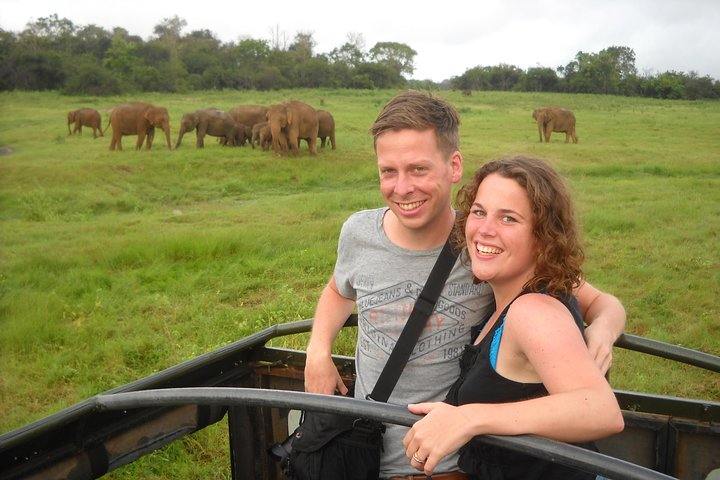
269;238;459;479
269;384;385;480
272;403;386;480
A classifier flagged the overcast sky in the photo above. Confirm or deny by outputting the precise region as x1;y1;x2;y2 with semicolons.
1;0;718;82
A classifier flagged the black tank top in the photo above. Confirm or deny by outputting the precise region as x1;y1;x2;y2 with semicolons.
444;292;597;480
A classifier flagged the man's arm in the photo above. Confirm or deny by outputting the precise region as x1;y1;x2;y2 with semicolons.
574;281;626;374
304;275;356;395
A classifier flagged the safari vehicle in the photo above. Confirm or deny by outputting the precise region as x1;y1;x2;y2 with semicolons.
1;316;718;480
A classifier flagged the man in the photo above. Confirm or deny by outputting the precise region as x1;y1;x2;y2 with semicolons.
304;91;625;479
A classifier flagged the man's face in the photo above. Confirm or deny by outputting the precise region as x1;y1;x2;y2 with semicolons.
376;128;462;235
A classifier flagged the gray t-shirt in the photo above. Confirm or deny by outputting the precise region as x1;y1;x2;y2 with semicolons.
334;208;494;476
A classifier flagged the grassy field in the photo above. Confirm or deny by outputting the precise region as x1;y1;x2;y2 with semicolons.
1;89;718;478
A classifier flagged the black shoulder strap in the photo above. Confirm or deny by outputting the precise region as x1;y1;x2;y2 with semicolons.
368;237;459;402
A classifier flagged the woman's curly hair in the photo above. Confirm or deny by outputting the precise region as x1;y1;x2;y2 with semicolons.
454;155;585;298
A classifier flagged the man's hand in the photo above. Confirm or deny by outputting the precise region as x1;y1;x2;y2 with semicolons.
304;276;355;395
574;281;626;375
304;351;348;395
584;322;615;374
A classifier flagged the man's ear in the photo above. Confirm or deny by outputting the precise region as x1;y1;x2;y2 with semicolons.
450;151;463;183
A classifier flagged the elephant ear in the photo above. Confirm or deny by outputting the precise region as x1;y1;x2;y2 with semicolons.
286;107;294;126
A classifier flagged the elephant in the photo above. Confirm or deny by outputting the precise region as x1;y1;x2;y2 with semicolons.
251;121;272;151
176;108;250;148
107;102;172;151
67;108;103;138
235;123;254;147
228;105;269;131
218;123;253;147
532;107;578;143
266;101;319;157
316;109;336;150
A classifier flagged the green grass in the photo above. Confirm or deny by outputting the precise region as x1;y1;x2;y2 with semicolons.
1;89;718;478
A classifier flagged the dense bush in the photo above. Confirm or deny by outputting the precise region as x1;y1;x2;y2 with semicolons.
1;14;717;99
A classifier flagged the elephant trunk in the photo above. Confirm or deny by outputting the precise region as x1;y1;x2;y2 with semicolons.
536;119;544;143
270;126;286;156
175;127;186;149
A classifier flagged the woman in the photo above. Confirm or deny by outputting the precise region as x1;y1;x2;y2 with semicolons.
403;156;624;479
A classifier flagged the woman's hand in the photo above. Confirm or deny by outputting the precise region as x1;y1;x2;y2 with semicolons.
403;402;475;475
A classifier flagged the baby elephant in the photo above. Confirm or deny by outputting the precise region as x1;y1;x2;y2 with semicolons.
67;108;103;138
532;107;578;143
252;121;273;151
316;110;336;150
176;108;246;148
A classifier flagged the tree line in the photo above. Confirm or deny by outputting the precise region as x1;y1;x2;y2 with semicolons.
1;14;718;100
451;47;719;100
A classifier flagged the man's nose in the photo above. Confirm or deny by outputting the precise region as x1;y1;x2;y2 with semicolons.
394;172;415;195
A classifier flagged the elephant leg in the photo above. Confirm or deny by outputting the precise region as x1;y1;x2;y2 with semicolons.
330;133;336;150
196;126;206;148
282;135;290;156
136;130;146;150
146;127;155;150
110;132;122;151
308;137;318;156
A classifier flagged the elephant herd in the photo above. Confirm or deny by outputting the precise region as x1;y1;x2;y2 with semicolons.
66;100;337;156
68;101;576;149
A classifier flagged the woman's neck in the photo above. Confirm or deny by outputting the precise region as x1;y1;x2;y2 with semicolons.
489;277;531;314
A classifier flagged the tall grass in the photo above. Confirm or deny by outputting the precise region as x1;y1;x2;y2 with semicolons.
1;89;718;478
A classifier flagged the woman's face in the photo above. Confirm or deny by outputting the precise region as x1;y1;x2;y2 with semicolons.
464;173;537;289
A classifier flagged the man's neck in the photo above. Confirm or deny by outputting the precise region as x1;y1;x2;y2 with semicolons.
382;208;455;250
